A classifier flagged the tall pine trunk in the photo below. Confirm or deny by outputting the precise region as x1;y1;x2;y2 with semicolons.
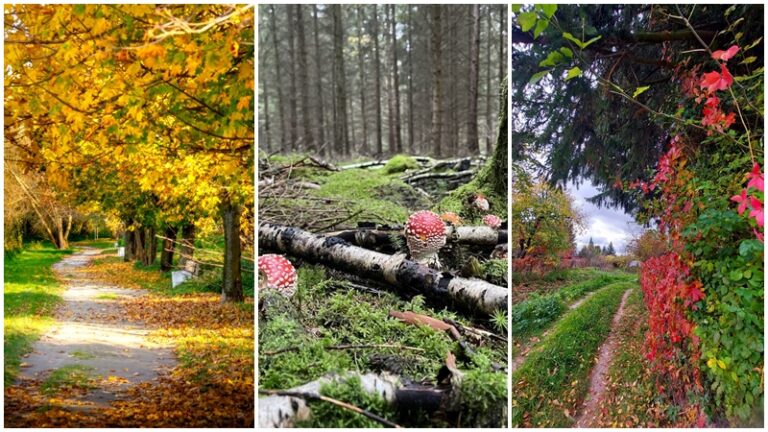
429;5;443;157
390;5;402;154
406;5;415;154
221;200;243;302
467;4;481;154
356;6;369;155
269;5;286;150
312;5;326;157
296;5;313;153
485;6;493;153
287;6;298;151
372;5;383;157
331;5;349;157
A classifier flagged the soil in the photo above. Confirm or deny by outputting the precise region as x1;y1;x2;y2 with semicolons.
574;288;633;428
15;248;176;409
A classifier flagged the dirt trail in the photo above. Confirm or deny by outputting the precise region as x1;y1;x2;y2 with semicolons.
16;248;175;409
574;288;633;428
512;290;601;372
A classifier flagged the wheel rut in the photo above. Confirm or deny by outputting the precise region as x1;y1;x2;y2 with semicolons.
574;288;633;428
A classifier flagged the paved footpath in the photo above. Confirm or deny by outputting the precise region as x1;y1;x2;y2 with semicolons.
17;248;176;409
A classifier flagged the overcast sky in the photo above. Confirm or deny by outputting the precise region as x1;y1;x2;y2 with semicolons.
566;180;642;254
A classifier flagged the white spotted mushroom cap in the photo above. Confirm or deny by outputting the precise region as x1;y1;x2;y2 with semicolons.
404;210;446;268
482;214;502;230
472;193;490;212
258;254;297;297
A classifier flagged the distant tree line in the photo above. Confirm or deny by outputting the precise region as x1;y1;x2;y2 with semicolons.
258;4;506;159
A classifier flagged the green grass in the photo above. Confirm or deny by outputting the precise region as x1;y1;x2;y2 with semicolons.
69;350;97;360
4;245;72;386
95;293;119;300
512;281;636;427
512;273;631;339
71;239;117;249
40;364;95;395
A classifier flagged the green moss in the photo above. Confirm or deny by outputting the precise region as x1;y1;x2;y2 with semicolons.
383;154;419;174
295;376;397;428
69;350;97;360
459;369;508;427
258;264;508;426
482;259;508;286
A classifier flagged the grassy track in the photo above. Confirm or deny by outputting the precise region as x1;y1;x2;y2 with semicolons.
512;281;635;427
4;244;72;385
512;273;633;340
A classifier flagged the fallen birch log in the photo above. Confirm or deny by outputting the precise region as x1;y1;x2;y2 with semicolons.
259;373;398;428
259;223;507;315
403;169;476;184
326;225;507;248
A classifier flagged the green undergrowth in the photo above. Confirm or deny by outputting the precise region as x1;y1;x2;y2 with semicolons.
383;154;419;174
259;265;508;427
4;244;72;386
513;273;632;339
512;282;636;427
512;267;606;286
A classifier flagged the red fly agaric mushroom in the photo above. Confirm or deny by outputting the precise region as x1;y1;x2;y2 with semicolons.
482;214;502;229
471;193;490;212
405;210;447;268
258;254;297;297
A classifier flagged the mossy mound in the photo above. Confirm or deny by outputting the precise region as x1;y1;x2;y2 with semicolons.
383;154;419;174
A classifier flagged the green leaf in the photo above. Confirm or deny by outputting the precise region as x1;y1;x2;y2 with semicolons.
529;70;550;85
562;32;585;49
73;4;86;16
539;51;565;67
559;47;573;58
511;4;522;14
565;66;582;81
518;12;537;32
632;86;650;98
729;269;743;281
533;19;548;39
739;56;757;65
581;35;602;49
539;4;557;18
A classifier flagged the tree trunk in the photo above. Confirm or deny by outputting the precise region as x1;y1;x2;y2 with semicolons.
484;6;492;153
356;6;369;155
222;200;244;302
390;5;402;154
133;228;145;264
498;10;505;89
312;5;326;157
331;5;349;157
123;229;134;262
269;5;286;150
406;5;415;154
429;5;443;157
372;5;383;157
385;5;395;155
179;223;195;269
144;226;157;266
259;223;507;316
261;56;271;152
160;225;176;271
287;5;298;151
296;5;313;154
449;10;459;156
467;5;481;154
